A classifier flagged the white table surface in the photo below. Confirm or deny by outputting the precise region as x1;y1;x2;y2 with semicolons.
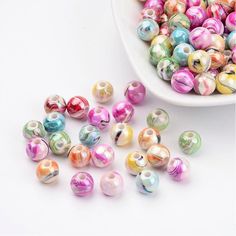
0;1;235;236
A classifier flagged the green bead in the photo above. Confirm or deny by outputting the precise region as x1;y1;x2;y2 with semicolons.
146;108;169;131
168;13;190;32
179;130;201;155
23;120;47;139
49;131;71;155
149;44;171;66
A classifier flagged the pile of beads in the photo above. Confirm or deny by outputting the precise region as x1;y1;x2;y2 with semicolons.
22;79;202;197
137;0;236;95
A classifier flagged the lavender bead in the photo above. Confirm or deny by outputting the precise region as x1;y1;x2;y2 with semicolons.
112;101;134;123
202;18;224;35
186;6;207;29
189;27;212;49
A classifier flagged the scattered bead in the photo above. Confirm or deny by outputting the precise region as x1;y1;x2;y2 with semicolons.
44;95;66;114
112;101;134;123
43;112;65;133
23;120;46;139
92;80;113;103
79;124;101;147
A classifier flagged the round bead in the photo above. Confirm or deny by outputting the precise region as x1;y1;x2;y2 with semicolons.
207;34;225;52
124;81;146;105
36;159;59;184
26;138;49;162
100;171;124;197
146;108;169;131
223;63;236;75
66;96;89;120
44;95;66;114
168;13;191;31
207;49;226;69
188;50;211;73
202;18;224;35
110;123;133;146
91;144;114;168
194;72;216;95
70;172;94;197
92;80;113;103
157;57;180;81
43;112;65;133
186;0;201;8
137;18;159;42
179;130;201;155
189;27;212;49
149;44;171;66
112;101;134;123
232;47;236;63
140;7;160;22
144;0;164;16
217;0;235;12
23;120;46;139
88;106;110;130
216;71;236;94
167;157;190;181
79;124;101;147
171;68;195;94
136;170;159;195
125;151;149;175
206;3;228;22
227;30;236;50
147;144;170;168
49;131;71;155
164;0;186;18
68;144;91;168
151;35;173;51
186;6;207;29
226;12;236;32
169;27;190;47
172;43;195;66
138;127;161;150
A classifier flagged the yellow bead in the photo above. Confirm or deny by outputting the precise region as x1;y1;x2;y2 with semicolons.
216;72;236;94
92;80;113;103
151;35;173;51
125;151;149;175
223;63;236;75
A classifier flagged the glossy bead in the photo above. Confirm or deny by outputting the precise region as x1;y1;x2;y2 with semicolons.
227;30;236;50
149;44;171;66
36;159;59;184
44;95;66;114
88;106;110;130
68;144;91;168
159;22;171;36
223;63;236;75
124;81;146;105
157;57;180;81
188;50;211;73
194;72;216;95
140;7;160;22
202;18;224;35
216;71;236;94
189;27;211;49
167;157;190;181
207;34;225;52
137;18;159;41
187;0;207;8
70;172;94;197
49;131;71;155
173;43;195;66
23;120;46;139
79;124;101;147
151;35;173;51
186;6;207;29
164;0;186;17
168;13;191;31
43;112;65;133
147;144;170;168
170;27;190;47
206;3;228;22
144;0;164;16
171;68;195;94
208;68;219;78
112;101;134;123
226;12;236;32
100;171;124;197
66;96;89;120
223;49;232;64
179;130;201;155
26;138;49;162
146;108;169;131
232;47;236;63
92;80;113;103
110;123;133;146
138;127;161;150
136;170;159;195
217;0;235;12
125;151;149;175
207;49;226;69
91;144;114;168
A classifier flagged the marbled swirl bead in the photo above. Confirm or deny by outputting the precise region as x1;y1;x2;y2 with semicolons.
79;124;101;147
112;101;134;123
43;112;65;133
144;0;164;16
202;18;224;35
186;6;207;29
227;31;236;50
164;0;186;18
23;120;46;139
189;27;211;49
225;12;236;32
149;44;171;66
151;35;173;51
206;3;228;22
140;7;160;22
216;71;236;94
44;94;66;114
207;49;226;69
170;27;190;47
168;13;191;31
92;80;113;103
207;34;225;52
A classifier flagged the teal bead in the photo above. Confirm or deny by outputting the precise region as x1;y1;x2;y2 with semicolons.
172;43;195;66
137;19;159;42
170;27;190;47
23;120;47;139
149;44;171;66
179;130;201;155
79;124;101;147
43;112;65;133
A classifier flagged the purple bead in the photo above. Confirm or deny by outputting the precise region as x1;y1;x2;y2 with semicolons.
70;172;94;197
112;101;134;123
225;12;236;32
186;6;207;29
167;157;190;181
202;18;224;35
171;68;195;94
186;0;201;8
189;27;212;49
124;81;146;105
88;106;110;130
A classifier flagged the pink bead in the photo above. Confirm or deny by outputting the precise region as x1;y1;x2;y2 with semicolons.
206;3;228;22
26;138;49;162
91;144;114;168
88;106;110;130
144;0;164;16
202;18;224;35
112;101;134;123
186;6;207;29
159;22;171;36
189;27;212;49
171;69;195;94
225;12;236;32
70;172;94;197
232;47;236;64
100;171;124;197
208;68;219;78
167;157;190;181
186;0;201;8
140;7;160;22
124;81;146;105
44;95;67;114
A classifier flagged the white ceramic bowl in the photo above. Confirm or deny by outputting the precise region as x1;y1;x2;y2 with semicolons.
111;0;236;107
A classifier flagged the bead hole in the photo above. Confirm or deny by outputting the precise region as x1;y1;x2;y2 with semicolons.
118;124;125;130
44;161;51;167
87;126;94;132
184;47;190;53
30;121;37;128
132;81;138;87
99;82;106;87
109;173;115;179
57;141;64;148
147;9;154;16
51;95;58;101
79;173;86;180
188;133;193;138
155;110;162;116
144;172;151;177
34;138;41;144
134;153;141;159
95;107;102;113
76;145;83;151
147;129;153;135
51;113;58;119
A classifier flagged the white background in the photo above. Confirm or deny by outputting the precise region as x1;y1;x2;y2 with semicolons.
0;1;235;236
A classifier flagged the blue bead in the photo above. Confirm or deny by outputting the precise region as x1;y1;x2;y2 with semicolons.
170;27;190;47
137;19;159;42
79;124;101;147
172;43;194;66
43;112;65;133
